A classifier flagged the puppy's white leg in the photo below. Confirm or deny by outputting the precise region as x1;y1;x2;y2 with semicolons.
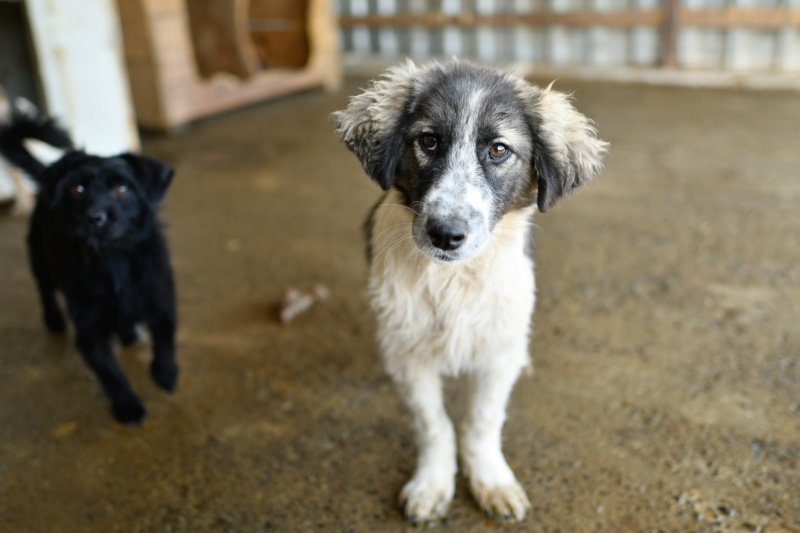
393;367;457;522
461;359;530;521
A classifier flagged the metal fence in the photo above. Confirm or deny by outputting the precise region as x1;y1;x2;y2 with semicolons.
336;0;800;72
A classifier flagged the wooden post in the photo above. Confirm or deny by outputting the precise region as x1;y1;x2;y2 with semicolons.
662;0;680;68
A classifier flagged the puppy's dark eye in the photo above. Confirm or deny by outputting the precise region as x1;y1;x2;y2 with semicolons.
489;143;509;161
114;184;129;197
70;184;85;197
420;134;438;153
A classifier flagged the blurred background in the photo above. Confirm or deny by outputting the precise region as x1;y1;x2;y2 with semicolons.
2;0;799;150
337;0;800;73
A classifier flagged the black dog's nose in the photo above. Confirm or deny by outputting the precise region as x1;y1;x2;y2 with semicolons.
87;209;108;227
427;220;468;251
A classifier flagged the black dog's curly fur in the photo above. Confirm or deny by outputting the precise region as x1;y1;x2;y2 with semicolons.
0;108;178;425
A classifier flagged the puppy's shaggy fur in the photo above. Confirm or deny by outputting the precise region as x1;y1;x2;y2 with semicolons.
334;60;606;521
0;107;178;425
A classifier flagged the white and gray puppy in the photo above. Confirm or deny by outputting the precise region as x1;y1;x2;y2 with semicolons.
334;59;607;522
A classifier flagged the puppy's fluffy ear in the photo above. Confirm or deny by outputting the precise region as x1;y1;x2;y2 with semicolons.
333;60;421;190
119;153;174;204
518;81;608;212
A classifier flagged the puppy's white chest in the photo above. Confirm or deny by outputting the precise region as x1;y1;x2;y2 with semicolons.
368;194;536;374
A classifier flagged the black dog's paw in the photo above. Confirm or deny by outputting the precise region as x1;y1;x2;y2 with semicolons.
117;326;142;347
44;308;67;333
112;399;148;426
151;360;179;392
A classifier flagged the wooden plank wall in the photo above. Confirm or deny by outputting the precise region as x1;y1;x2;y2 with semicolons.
336;0;800;72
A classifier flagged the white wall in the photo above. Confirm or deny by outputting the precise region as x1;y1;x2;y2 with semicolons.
25;0;139;155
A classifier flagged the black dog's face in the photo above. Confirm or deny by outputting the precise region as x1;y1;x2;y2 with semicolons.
41;152;173;251
56;159;146;248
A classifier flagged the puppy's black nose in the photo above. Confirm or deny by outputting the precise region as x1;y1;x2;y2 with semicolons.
427;220;468;251
87;209;108;227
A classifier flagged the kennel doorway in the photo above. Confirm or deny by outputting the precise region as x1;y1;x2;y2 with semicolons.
118;0;341;131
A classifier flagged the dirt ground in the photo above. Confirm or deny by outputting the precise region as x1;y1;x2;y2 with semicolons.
1;76;798;532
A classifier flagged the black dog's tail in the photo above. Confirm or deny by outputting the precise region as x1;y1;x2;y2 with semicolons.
0;100;74;181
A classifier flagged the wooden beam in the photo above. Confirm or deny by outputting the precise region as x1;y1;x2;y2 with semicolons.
339;9;800;30
339;11;664;29
682;8;800;29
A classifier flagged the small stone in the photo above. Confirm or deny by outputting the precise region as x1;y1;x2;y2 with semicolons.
52;422;77;439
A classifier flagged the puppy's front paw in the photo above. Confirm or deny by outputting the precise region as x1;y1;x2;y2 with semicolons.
112;399;147;426
463;451;530;521
470;479;530;522
150;360;179;392
399;471;455;522
117;326;142;347
44;308;66;333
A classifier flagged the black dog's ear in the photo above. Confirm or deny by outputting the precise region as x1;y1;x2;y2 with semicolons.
332;60;421;190
39;150;89;207
119;153;174;204
517;81;608;212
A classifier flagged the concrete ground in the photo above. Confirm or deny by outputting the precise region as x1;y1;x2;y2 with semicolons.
1;76;799;532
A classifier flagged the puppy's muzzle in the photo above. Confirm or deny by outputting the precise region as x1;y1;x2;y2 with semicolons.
426;218;468;251
86;209;108;227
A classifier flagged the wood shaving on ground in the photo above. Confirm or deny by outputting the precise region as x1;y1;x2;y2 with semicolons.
278;284;330;323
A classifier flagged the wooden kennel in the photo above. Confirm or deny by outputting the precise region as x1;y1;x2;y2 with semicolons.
117;0;341;131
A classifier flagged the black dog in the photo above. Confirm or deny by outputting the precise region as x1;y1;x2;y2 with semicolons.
0;107;178;425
